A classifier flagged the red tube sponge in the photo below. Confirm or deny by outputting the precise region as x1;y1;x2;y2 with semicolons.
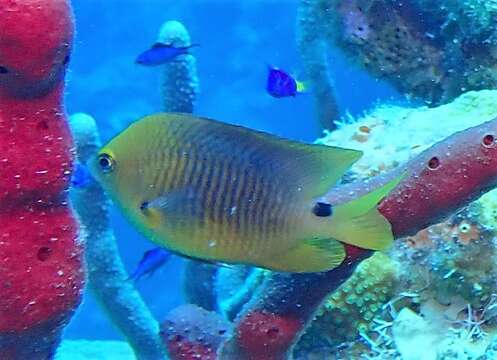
236;311;301;360
0;1;84;359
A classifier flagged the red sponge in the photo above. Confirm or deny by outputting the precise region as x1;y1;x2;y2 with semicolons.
0;0;84;358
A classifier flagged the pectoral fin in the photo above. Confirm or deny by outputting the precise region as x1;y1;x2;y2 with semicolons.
141;187;204;228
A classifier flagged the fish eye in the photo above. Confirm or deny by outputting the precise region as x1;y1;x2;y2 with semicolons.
97;153;115;173
0;65;8;74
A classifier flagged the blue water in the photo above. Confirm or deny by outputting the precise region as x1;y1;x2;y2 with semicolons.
65;0;402;340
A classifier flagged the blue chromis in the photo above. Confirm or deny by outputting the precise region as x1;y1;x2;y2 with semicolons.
135;43;198;66
128;247;171;282
89;113;402;273
266;66;306;98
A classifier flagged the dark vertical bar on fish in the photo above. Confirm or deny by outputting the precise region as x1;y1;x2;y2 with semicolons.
220;116;497;359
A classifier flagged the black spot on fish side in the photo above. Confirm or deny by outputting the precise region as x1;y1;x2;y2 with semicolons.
140;201;149;211
0;65;8;74
313;202;333;217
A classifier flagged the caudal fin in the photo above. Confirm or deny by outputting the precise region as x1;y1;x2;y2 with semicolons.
328;173;405;250
181;43;200;53
295;80;306;94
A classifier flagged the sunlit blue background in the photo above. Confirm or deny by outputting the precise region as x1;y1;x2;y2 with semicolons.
64;0;401;340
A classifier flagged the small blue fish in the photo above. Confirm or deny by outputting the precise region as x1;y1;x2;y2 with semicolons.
71;162;92;189
128;247;171;282
135;43;198;66
266;66;306;98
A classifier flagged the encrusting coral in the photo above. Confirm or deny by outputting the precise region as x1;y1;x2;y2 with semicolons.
394;207;497;311
69;113;167;359
0;1;85;358
297;253;399;351
318;90;497;178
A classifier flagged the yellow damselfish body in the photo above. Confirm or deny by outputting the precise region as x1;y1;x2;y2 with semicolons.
89;113;402;273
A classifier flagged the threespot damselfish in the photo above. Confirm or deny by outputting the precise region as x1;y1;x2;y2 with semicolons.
89;113;402;273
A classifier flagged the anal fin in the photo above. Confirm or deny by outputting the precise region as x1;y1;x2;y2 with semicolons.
262;238;346;273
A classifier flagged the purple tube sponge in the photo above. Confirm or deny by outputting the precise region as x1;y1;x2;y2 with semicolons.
69;113;166;359
161;304;232;360
158;20;200;113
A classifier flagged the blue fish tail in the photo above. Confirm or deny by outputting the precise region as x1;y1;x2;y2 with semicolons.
180;43;200;54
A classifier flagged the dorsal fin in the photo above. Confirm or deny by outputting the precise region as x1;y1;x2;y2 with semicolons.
152;42;170;49
131;113;363;200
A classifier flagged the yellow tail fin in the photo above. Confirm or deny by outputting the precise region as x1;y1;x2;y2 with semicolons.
328;173;405;250
296;80;306;93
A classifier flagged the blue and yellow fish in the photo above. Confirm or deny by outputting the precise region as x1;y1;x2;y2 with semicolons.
266;66;306;98
89;113;401;273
